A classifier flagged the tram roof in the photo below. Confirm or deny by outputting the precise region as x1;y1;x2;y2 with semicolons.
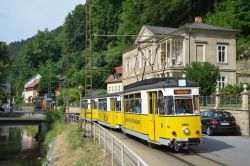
123;77;199;93
83;78;198;100
84;91;123;100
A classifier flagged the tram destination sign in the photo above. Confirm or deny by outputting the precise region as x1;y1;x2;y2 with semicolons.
174;89;191;95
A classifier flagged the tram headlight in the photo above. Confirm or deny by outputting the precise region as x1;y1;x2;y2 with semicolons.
183;128;190;134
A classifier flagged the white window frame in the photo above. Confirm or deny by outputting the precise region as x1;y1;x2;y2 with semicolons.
217;76;227;88
217;45;227;63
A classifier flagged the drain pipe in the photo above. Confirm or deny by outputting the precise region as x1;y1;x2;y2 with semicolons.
188;28;192;66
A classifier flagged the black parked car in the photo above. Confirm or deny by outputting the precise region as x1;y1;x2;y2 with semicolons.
201;110;237;136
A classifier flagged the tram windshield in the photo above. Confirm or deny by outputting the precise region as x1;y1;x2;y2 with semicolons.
175;98;193;114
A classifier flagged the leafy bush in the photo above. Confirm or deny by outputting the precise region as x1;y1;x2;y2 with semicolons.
184;62;220;95
220;83;250;95
44;107;65;125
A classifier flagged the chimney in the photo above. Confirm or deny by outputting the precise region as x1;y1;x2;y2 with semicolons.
195;16;202;23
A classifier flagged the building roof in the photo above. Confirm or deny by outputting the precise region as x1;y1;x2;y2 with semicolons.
182;22;238;32
25;79;40;89
115;66;123;74
106;66;123;83
144;25;177;35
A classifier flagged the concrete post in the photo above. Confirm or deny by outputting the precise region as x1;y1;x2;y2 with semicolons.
241;91;249;110
241;83;249;110
214;87;220;109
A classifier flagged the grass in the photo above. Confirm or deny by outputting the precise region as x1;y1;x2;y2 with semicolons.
44;120;66;145
43;122;108;166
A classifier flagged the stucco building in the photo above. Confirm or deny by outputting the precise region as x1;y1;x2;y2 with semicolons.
123;17;237;89
106;66;123;93
22;74;41;103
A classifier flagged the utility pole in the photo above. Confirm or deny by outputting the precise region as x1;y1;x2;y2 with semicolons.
84;0;93;137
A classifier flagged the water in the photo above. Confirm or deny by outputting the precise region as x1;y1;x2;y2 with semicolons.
0;126;44;166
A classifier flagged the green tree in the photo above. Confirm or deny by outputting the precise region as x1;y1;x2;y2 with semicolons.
205;0;250;55
0;42;9;106
38;62;60;95
184;62;220;95
64;4;85;53
24;29;61;68
0;42;9;82
92;0;122;51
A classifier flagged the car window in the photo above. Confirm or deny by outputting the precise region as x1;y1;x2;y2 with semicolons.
213;112;233;120
201;112;209;118
208;112;212;118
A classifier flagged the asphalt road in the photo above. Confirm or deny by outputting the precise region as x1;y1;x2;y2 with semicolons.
108;130;221;166
108;130;250;166
191;135;250;166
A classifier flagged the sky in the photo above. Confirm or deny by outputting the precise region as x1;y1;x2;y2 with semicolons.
0;0;85;44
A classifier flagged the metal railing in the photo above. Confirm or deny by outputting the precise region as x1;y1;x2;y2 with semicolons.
67;115;148;166
200;95;242;109
65;113;80;123
93;123;148;166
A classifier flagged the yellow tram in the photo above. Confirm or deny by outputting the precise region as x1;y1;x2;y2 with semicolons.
81;78;202;151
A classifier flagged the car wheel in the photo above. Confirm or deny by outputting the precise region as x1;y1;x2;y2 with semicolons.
206;127;213;136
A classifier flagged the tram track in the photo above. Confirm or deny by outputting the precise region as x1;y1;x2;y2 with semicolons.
163;149;226;166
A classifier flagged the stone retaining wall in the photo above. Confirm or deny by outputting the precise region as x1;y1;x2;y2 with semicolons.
68;106;81;114
226;109;250;136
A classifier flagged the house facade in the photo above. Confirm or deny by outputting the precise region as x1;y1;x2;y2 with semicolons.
106;66;123;93
22;74;41;103
123;17;237;89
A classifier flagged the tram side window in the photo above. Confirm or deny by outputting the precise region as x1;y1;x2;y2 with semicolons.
124;95;132;113
166;96;174;115
135;93;141;114
157;91;166;115
92;100;97;109
115;100;121;112
124;93;141;113
193;96;200;114
82;100;88;109
98;99;107;111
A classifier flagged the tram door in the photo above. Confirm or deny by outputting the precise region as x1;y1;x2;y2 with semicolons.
148;91;157;141
110;98;115;127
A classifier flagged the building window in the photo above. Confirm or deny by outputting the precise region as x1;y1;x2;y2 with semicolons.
126;59;129;73
172;40;183;65
217;76;227;88
109;86;111;92
217;45;227;63
118;86;120;91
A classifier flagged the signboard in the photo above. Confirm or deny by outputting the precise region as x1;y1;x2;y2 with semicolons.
174;89;191;95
